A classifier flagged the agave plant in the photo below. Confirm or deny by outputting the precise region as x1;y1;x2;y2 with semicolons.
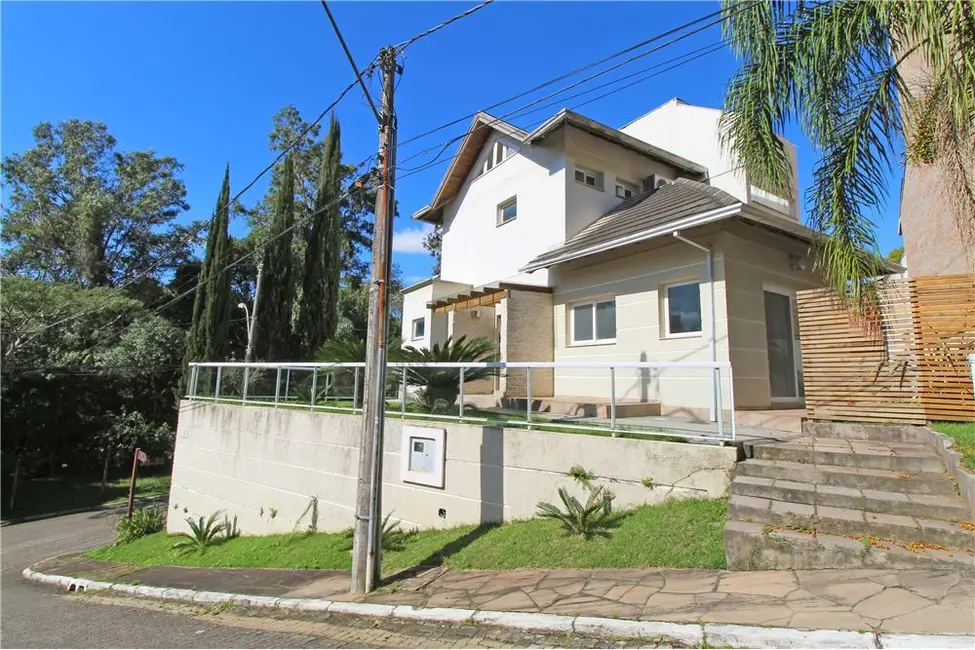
537;485;616;540
172;511;228;554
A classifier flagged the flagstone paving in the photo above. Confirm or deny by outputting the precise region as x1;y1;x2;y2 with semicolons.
36;555;975;635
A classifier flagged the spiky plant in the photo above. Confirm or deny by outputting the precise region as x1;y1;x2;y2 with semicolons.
720;0;975;306
401;335;496;409
172;511;228;554
536;485;616;540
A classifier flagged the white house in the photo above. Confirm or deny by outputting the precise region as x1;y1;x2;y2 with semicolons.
401;99;826;419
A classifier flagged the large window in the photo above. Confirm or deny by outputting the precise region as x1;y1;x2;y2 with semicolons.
478;141;509;176
497;196;517;225
664;282;702;337
571;299;616;344
411;317;426;340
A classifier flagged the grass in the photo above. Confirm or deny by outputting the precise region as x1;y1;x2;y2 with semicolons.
931;421;975;471
2;473;171;521
89;497;727;571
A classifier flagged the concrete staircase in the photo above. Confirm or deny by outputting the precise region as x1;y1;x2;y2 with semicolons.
725;424;975;570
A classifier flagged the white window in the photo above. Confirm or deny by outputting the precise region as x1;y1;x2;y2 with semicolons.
615;180;638;199
571;299;616;345
664;282;702;337
411;317;426;340
497;196;517;225
574;165;603;189
479;141;509;176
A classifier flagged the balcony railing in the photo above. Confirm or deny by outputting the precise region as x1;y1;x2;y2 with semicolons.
186;360;736;442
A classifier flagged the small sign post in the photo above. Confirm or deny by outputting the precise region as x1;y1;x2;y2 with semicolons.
127;448;148;518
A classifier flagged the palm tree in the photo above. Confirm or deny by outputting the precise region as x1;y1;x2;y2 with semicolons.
720;1;974;305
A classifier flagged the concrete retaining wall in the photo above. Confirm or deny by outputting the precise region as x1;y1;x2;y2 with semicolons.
167;401;737;536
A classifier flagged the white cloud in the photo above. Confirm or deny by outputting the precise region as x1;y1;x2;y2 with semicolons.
392;226;432;254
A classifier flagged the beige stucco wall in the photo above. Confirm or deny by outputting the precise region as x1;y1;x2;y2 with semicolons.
550;231;731;415
448;305;497;395
167;401;738;536
503;290;555;397
719;225;823;408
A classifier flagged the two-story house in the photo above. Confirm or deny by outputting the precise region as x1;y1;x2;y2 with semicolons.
401;99;826;420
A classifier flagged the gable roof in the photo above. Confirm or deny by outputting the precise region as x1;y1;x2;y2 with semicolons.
413;109;708;225
521;178;744;271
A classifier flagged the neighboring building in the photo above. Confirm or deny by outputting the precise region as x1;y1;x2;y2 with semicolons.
896;52;974;277
402;100;828;417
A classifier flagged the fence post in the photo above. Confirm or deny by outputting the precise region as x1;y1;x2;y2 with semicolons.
715;366;725;439
284;369;291;400
401;367;407;417
311;368;318;407
459;367;465;419
610;366;617;435
728;365;737;441
274;368;282;405
215;366;222;400
242;367;249;404
526;367;532;428
353;367;360;411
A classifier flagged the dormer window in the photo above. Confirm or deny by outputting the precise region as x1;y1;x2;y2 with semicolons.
479;141;509;176
615;180;638;199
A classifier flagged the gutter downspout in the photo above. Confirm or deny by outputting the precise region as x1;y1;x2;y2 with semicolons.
672;231;718;423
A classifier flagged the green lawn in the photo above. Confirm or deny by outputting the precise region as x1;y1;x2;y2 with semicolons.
931;421;975;471
2;474;171;521
89;497;727;571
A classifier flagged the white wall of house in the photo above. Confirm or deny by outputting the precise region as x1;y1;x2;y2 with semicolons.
439;132;567;289
400;278;470;350
563;127;682;239
719;225;822;408
621;99;801;222
550;233;731;416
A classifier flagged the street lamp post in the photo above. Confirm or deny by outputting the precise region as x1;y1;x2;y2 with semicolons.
238;302;253;362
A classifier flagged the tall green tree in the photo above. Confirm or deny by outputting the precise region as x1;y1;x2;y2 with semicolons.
252;154;297;361
184;166;232;367
1;120;192;287
720;1;974;304
297;116;344;357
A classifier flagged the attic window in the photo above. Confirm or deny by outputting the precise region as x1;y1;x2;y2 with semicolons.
615;180;638;199
479;141;509;176
574;166;603;190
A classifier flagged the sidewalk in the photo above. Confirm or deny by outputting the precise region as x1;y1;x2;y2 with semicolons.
32;554;974;638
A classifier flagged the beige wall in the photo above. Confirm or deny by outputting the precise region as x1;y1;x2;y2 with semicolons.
551;231;731;415
168;401;738;535
449;305;497;395
719;224;822;408
503;289;555;397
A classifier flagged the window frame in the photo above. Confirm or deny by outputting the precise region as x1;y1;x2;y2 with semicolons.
615;179;638;199
573;165;604;191
496;196;518;226
411;317;426;340
478;141;509;178
662;281;703;339
570;298;617;346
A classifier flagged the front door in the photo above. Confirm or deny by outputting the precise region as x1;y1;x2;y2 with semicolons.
764;291;798;400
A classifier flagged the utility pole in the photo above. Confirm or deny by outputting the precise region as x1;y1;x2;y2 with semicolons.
351;46;398;595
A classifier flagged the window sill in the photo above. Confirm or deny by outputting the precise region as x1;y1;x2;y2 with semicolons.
574;180;605;192
569;339;617;348
496;218;517;228
662;331;703;340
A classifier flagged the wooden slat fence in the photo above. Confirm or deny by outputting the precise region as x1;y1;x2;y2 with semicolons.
797;274;975;423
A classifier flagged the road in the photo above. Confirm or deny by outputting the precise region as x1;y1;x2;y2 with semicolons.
1;509;664;649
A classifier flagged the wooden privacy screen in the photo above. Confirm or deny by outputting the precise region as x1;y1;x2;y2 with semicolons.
796;274;975;424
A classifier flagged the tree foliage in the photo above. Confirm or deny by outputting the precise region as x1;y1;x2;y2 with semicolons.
422;226;443;276
720;0;975;304
1;120;193;286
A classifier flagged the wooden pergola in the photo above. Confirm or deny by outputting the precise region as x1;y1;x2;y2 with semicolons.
427;283;551;315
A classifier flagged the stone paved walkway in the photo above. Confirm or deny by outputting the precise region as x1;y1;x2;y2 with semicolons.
37;556;975;636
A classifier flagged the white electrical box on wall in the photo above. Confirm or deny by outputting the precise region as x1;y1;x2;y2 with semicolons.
401;425;446;488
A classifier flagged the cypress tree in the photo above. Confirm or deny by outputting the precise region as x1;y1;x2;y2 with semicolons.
298;115;343;357
252;154;296;361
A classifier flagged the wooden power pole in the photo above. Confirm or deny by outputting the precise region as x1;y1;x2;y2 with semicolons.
351;46;399;595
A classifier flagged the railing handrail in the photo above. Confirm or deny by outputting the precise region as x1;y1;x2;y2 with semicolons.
187;360;733;370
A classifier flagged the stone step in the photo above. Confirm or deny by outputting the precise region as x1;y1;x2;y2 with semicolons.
728;494;975;549
734;458;957;496
801;422;933;444
725;519;975;570
731;475;971;521
747;440;944;473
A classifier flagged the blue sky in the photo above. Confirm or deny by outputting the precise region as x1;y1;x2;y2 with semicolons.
2;1;904;287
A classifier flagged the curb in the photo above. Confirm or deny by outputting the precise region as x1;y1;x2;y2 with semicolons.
22;567;974;649
1;496;169;527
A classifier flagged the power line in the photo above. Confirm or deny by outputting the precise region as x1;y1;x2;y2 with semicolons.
393;0;496;52
394;4;731;152
320;0;381;122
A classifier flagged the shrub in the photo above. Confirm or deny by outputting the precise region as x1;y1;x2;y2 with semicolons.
172;511;228;554
115;506;165;545
537;485;617;540
401;336;496;410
